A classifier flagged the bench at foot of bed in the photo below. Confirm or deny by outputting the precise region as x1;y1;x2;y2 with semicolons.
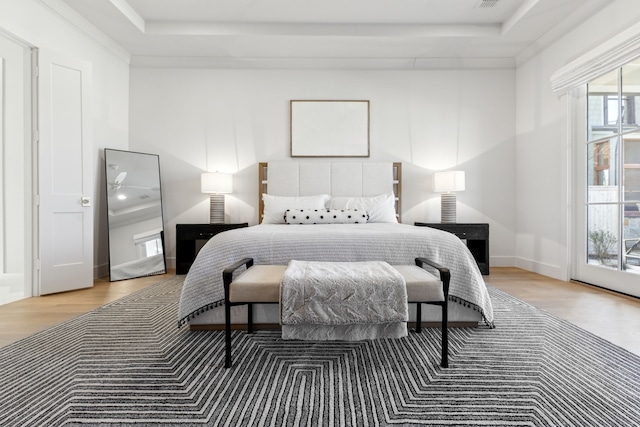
223;257;450;369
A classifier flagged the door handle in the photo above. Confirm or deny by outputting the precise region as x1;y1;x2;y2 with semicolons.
81;196;91;207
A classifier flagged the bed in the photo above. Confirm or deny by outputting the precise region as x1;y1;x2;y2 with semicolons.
178;162;493;329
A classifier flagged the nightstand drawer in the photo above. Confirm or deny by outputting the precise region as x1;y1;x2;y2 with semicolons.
414;222;490;275
177;228;220;240
176;223;249;274
446;225;487;240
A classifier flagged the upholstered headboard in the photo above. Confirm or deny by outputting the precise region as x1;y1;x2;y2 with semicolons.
258;162;402;223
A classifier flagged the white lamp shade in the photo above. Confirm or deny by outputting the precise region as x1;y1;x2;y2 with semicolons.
433;171;465;193
201;172;233;194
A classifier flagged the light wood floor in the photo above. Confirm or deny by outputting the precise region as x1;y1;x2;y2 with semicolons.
0;271;174;348
489;268;640;356
0;267;639;356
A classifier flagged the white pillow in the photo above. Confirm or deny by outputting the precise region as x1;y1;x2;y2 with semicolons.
284;209;369;224
328;193;398;223
262;193;331;224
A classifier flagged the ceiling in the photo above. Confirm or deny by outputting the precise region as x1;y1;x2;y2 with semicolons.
57;0;612;68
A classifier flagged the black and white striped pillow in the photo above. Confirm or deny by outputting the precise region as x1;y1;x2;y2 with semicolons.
284;209;369;224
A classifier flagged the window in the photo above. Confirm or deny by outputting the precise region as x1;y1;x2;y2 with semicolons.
625;138;640;204
587;59;640;273
133;230;164;259
593;141;610;185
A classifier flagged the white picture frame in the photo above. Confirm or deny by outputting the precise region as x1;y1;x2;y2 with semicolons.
290;100;370;157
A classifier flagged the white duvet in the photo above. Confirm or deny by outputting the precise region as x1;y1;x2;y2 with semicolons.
178;223;494;327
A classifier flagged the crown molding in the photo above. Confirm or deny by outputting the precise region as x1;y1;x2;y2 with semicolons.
38;0;131;64
130;56;515;70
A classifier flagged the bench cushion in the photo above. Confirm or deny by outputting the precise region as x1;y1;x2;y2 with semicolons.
393;265;444;302
229;265;285;302
229;264;444;303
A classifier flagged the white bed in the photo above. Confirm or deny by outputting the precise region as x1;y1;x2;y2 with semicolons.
178;162;493;328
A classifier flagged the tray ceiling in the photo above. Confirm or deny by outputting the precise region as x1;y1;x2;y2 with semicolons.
56;0;613;68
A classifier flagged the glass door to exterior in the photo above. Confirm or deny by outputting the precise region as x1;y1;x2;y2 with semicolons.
574;59;640;297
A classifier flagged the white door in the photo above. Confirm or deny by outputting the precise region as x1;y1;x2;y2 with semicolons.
37;50;93;295
572;63;640;297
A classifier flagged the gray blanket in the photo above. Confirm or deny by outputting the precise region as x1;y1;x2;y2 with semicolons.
178;223;494;327
280;260;408;340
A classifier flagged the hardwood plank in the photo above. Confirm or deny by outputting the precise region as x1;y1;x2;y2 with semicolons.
0;271;173;348
0;268;639;357
488;267;640;356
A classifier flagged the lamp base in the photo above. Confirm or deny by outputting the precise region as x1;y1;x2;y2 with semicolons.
440;193;457;223
210;194;225;224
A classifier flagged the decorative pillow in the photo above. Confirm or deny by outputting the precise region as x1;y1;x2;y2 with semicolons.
262;193;331;224
327;193;397;223
284;209;369;224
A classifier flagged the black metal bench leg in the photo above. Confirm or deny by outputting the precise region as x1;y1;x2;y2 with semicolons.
441;301;448;368
416;302;422;333
247;303;254;334
225;301;232;368
222;257;254;369
414;257;450;369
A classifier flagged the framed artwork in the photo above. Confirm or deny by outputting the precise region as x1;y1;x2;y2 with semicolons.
290;100;370;157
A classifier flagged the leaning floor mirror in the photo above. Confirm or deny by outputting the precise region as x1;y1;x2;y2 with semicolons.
104;149;166;281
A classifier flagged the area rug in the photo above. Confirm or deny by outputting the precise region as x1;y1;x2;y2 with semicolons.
1;277;639;426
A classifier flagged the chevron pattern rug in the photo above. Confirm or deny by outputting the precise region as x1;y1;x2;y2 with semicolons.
1;276;639;426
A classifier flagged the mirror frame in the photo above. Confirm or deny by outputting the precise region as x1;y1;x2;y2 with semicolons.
104;148;166;281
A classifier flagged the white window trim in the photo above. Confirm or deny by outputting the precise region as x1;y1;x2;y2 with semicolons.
551;20;640;94
133;228;163;244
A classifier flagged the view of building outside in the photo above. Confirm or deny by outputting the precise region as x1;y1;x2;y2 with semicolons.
587;59;640;273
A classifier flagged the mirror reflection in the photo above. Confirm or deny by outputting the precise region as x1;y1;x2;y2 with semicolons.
105;149;166;281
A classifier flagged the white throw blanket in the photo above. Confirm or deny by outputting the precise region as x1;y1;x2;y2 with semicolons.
280;260;409;340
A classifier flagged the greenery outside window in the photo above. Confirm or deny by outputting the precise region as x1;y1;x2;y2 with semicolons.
587;59;640;273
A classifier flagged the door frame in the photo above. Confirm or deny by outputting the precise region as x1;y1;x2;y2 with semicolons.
571;84;640;297
0;28;35;301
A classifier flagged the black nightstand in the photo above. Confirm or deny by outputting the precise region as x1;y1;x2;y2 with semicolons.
414;222;490;275
175;223;248;274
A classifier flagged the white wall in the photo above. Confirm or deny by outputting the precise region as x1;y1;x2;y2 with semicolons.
0;0;130;278
515;0;640;279
129;68;517;268
4;0;638;283
0;33;27;277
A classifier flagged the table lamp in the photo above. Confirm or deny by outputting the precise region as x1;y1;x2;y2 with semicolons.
201;172;232;224
433;171;465;223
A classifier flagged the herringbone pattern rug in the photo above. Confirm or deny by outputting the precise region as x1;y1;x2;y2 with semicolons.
1;276;639;426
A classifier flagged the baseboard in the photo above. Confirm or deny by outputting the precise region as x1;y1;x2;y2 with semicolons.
166;257;176;270
515;257;565;281
489;256;517;267
94;263;109;280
